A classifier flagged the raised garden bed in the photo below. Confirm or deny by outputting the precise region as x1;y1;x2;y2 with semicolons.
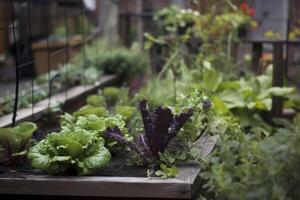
0;74;119;128
0;135;217;200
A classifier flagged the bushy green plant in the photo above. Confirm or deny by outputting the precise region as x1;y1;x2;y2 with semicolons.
98;45;148;81
75;40;149;81
200;115;300;200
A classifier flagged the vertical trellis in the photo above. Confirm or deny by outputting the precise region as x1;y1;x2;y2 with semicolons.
11;0;19;127
27;0;35;120
0;0;100;127
81;1;88;89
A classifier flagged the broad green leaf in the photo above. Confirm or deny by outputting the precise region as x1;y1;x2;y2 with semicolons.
218;81;241;91
203;68;222;92
211;96;230;114
218;90;245;109
258;87;294;100
247;99;272;111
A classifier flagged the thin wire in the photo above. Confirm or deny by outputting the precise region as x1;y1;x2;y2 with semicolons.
63;5;69;100
0;11;83;21
81;2;88;89
45;3;51;109
27;0;34;120
11;0;19;127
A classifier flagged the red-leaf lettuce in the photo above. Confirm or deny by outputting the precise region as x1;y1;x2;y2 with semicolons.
106;100;193;162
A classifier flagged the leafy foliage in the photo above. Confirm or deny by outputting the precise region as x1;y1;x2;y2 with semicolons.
200;115;300;200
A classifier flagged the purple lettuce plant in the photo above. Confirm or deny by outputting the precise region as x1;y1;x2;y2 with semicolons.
106;100;193;163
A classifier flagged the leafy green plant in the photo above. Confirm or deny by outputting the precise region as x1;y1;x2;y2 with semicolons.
86;95;106;107
102;87;121;107
154;6;200;35
0;122;37;166
27;128;111;175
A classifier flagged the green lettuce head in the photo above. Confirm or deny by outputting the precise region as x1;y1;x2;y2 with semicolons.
73;105;108;118
0;122;37;166
27;128;111;175
86;95;106;107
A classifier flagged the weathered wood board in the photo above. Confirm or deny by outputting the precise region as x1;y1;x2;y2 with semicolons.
0;135;218;200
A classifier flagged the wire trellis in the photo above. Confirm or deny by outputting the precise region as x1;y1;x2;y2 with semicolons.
0;0;93;127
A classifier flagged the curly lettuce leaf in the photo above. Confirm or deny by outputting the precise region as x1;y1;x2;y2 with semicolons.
28;128;111;175
75;114;107;134
73;105;108;118
115;105;137;121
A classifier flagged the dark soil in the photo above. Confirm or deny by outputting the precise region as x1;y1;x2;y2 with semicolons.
0;153;148;178
95;152;147;177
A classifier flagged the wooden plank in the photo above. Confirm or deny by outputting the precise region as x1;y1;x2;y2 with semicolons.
31;35;83;50
251;42;263;74
177;135;218;199
0;75;118;128
271;43;284;116
0;175;189;199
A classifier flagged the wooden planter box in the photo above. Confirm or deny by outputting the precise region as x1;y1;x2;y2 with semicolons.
0;73;217;199
0;135;217;200
31;35;82;76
